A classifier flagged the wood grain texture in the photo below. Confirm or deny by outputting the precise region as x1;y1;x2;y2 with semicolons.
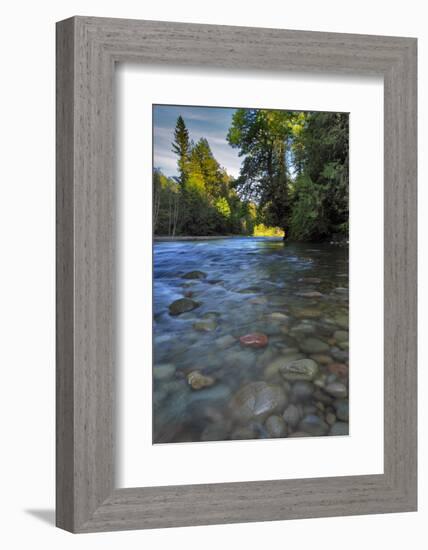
56;16;417;533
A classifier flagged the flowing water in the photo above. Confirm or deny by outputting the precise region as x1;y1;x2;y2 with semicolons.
153;237;349;443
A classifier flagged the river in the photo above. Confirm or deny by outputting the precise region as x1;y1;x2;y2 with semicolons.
153;237;349;443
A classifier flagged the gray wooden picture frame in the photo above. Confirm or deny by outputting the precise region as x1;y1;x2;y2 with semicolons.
56;16;417;533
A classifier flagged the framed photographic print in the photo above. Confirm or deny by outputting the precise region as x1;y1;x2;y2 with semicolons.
56;16;417;532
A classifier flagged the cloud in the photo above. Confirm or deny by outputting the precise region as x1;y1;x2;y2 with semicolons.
152;106;242;178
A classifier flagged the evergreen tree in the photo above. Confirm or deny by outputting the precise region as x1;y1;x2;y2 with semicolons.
171;116;190;185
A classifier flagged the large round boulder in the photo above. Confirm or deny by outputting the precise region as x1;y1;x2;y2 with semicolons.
229;381;287;424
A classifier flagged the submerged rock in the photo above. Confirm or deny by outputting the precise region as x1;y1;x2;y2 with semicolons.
283;404;302;428
334;314;349;329
229;381;287;424
324;382;348;399
325;412;337;425
295;291;323;298
328;362;349;378
294;307;322;319
153;363;176;381
290;380;315;401
310;353;334;365
169;298;200;316
333;330;349;342
330;347;349;362
193;319;217;332
298;414;328;436
334;399;349;422
249;296;268;305
280;358;319;382
266;312;289;322
264;354;303;380
239;332;269;348
215;334;236;349
299;337;330;354
182;270;207;280
187;370;215;390
265;415;288;438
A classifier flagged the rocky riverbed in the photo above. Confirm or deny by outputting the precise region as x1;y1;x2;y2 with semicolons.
153;237;349;444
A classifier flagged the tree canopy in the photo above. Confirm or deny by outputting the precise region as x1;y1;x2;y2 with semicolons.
153;109;348;241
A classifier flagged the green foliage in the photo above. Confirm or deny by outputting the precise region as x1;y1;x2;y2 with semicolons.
228;108;348;241
215;197;231;219
155;109;349;241
289;174;328;241
171;115;191;185
253;224;284;237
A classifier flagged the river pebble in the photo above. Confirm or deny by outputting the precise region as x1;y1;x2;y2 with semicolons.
283;404;302;428
193;319;217;332
298;414;329;436
291;381;315;401
299;337;330;354
325;382;348;398
229;381;288;424
280;358;319;382
239;332;269;348
334;399;349;421
265;415;288;438
153;363;176;381
187;371;215;390
182;270;207;279
169;298;200;316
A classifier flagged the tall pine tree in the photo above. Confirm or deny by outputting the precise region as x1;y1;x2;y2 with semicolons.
172;116;190;185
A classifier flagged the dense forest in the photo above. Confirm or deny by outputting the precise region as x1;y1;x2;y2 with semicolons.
153;109;348;241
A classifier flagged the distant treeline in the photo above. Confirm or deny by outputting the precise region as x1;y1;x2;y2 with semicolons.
153;109;348;241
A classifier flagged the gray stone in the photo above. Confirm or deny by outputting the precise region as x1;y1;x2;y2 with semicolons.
291;381;315;401
265;415;287;438
326;412;336;425
298;414;329;436
334;399;349;422
325;382;348;399
189;384;232;405
153;363;176;381
264;355;303;380
330;347;349;362
215;334;236;349
295;291;323;298
182;270;207;279
334;330;349;342
299;337;330;354
229;381;288;424
282;404;301;429
280;358;319;382
169;298;200;316
334;314;349;329
193;319;217;332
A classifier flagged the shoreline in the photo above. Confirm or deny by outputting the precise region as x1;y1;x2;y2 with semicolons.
153;235;282;242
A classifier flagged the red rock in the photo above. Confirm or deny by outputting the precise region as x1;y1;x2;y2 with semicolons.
328;363;348;378
239;332;268;348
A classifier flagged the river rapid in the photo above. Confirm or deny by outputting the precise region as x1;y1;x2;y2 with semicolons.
153;237;349;444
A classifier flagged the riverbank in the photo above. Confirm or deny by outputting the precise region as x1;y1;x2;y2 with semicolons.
154;235;277;242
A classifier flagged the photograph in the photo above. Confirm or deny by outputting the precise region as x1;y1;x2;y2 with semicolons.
152;104;349;444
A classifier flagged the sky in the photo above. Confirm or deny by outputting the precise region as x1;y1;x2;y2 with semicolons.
153;105;242;179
